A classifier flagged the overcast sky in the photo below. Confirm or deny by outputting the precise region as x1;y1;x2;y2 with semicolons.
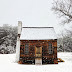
0;0;72;35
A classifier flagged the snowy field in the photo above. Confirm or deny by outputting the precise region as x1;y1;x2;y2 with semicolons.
0;52;72;72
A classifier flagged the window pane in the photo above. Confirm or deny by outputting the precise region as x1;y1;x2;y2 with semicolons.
36;47;40;54
25;43;29;54
48;43;53;54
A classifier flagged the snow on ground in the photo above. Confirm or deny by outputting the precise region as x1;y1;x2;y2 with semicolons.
0;52;72;72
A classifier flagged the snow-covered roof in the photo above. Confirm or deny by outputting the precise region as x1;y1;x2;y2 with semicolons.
20;27;57;40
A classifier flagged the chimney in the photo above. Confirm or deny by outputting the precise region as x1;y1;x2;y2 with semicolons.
16;21;22;62
18;21;22;35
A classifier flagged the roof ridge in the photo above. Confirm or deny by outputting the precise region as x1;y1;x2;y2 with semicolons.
22;27;53;28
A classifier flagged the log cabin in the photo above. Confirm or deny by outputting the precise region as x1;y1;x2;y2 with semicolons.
16;21;58;65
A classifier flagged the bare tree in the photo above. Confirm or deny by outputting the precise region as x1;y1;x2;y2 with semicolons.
52;0;72;52
52;0;72;24
65;28;72;37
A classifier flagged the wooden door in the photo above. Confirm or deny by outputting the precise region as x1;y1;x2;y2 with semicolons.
35;46;42;58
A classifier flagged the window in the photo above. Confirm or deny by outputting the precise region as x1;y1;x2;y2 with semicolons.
25;43;29;54
36;47;40;54
20;44;24;54
48;43;53;54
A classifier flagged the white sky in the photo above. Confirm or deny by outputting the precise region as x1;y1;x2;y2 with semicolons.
0;0;72;35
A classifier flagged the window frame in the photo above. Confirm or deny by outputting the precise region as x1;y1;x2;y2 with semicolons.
24;43;29;54
48;42;53;54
